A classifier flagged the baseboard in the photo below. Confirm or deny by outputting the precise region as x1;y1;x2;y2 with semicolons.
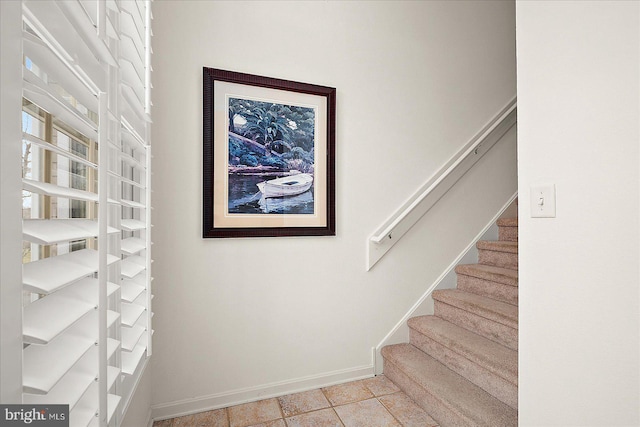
151;363;375;421
373;191;518;373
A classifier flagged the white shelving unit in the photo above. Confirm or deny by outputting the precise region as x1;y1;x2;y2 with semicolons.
14;1;153;426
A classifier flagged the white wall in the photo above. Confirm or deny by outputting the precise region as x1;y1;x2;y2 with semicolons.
517;1;639;425
150;0;516;418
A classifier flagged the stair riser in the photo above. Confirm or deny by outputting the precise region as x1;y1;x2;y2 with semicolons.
457;275;518;305
384;358;475;426
410;329;518;410
434;301;518;350
478;249;518;269
498;226;518;242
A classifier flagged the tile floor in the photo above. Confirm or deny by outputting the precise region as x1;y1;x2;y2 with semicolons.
153;376;439;427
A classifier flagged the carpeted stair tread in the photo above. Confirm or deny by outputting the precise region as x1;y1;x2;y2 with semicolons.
476;240;518;254
382;343;518;426
433;289;517;329
496;217;518;227
455;264;518;287
408;316;517;386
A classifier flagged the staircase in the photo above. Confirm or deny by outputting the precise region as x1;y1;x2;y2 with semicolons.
382;216;518;426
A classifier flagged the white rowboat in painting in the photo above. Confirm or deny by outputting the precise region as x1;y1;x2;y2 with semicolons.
256;173;313;198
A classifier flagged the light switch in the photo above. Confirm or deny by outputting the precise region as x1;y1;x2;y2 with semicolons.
530;184;556;218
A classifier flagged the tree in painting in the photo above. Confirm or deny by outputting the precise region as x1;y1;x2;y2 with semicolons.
228;98;315;174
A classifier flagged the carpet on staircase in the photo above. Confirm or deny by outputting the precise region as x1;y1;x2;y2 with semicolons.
382;216;518;427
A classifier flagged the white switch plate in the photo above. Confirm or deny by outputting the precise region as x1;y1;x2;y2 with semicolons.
530;184;556;218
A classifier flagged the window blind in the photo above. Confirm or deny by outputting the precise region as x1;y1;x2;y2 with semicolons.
18;1;153;426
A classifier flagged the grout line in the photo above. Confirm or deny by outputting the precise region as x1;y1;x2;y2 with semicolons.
377;396;404;426
331;406;346;427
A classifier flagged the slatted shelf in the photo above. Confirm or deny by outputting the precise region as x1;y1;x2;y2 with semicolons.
23;68;98;137
120;151;146;170
120;219;146;231
121;324;145;351
69;381;98;427
120;255;145;278
120;7;144;45
23;0;106;91
121;82;147;123
121;302;145;327
23;349;95;408
23;218;119;245
24;295;94;345
120;276;146;302
22;132;98;169
53;0;117;67
121;237;146;255
19;0;153;421
23;249;119;295
121;199;146;209
107;338;120;361
22;30;98;112
121;343;145;376
23;179;99;202
24;278;119;343
121;121;147;150
107;366;120;391
23;334;95;394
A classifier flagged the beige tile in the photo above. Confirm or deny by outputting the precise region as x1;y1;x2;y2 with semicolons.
285;408;343;427
278;389;331;417
248;419;286;427
362;376;400;397
153;420;173;427
379;393;438;427
229;398;282;427
334;398;400;427
169;417;189;427
172;409;229;427
171;415;193;427
322;381;373;406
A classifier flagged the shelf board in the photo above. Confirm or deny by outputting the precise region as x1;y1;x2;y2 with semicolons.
23;334;94;394
23;179;99;202
120;199;146;209
24;297;94;345
24;277;121;343
120;277;145;302
23;352;95;409
23;249;120;295
121;324;145;351
121;343;145;375
107;338;120;361
120;255;146;278
120;219;146;231
107;366;120;391
121;237;146;255
23;218;118;245
69;380;98;427
121;302;145;327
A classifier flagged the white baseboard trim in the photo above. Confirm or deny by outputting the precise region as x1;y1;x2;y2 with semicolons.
151;363;375;422
373;191;518;373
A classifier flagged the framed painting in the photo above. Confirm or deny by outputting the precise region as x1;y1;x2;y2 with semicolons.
203;68;336;238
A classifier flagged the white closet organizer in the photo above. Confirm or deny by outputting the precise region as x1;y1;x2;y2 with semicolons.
19;1;153;426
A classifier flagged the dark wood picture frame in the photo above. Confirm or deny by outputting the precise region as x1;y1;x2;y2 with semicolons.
203;68;336;238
